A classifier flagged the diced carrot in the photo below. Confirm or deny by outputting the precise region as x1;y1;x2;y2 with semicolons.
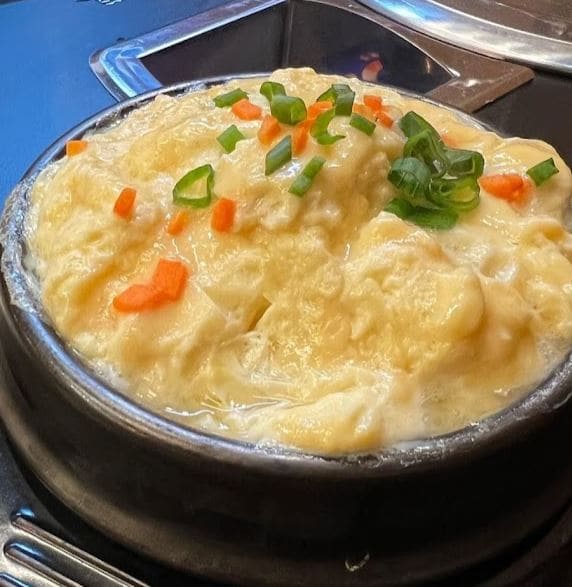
292;123;309;156
231;98;262;120
258;115;281;145
113;259;189;313
363;95;383;112
352;103;373;118
166;211;189;236
308;100;334;120
113;187;137;219
66;140;88;157
480;174;531;203
151;259;189;301
514;179;533;203
112;284;166;313
375;109;394;128
211;198;236;233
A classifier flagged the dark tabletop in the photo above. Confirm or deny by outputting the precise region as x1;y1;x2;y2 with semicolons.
0;0;229;202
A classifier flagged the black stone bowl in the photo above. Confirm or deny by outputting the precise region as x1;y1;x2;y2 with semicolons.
1;79;571;587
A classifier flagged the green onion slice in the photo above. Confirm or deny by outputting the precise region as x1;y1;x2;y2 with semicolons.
173;164;214;209
428;176;480;212
317;83;355;116
289;156;326;197
399;111;439;139
388;157;432;202
270;95;307;125
384;197;457;229
265;136;292;175
384;197;414;219
526;158;559;186
389;111;486;230
213;88;248;108
216;125;246;153
334;89;355;116
408;207;458;230
260;81;286;103
311;109;345;145
349;113;376;136
445;148;485;178
403;129;449;177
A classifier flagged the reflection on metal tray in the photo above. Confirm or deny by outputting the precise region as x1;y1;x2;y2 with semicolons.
90;0;533;113
360;0;572;75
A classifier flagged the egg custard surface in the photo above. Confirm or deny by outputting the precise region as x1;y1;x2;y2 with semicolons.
26;68;572;454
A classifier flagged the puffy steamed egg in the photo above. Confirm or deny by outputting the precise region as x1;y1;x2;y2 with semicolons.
26;68;572;454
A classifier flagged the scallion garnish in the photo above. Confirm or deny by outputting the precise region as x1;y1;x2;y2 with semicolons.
408;207;458;230
398;111;437;139
384;198;457;230
265;136;292;175
317;84;355;116
384;197;414;219
428;176;480;212
386;111;485;229
388;157;432;202
444;148;484;178
403;129;449;176
173;164;214;209
334;89;355;116
270;95;307;125
213;88;248;108
260;81;286;103
311;109;345;145
349;113;376;136
289;156;326;197
216;125;246;153
526;158;559;186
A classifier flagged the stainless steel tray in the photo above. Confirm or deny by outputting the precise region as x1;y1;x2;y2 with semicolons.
360;0;572;75
90;0;533;113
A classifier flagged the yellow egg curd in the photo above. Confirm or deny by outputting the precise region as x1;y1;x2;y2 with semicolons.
26;68;572;454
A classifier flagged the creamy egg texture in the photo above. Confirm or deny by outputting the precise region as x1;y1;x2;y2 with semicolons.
26;69;572;454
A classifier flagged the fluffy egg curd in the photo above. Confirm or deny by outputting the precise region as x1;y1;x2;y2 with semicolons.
26;68;572;455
